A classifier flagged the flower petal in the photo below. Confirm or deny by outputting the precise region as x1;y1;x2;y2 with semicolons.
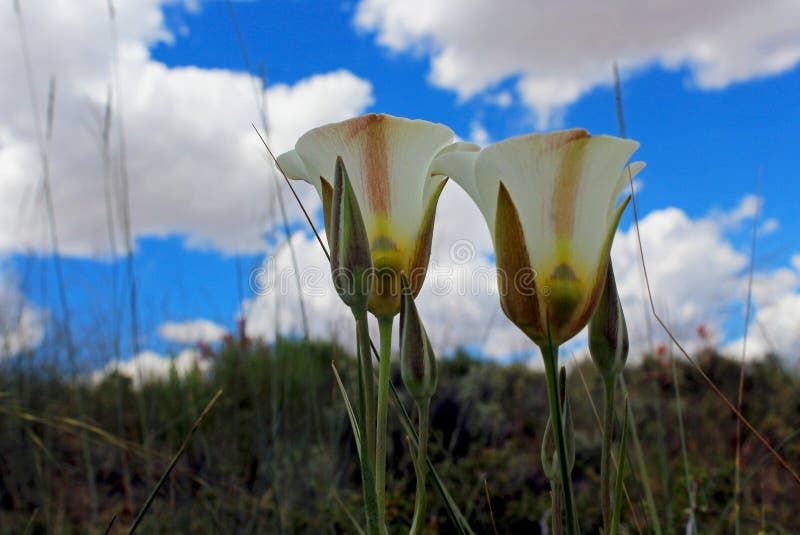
568;150;641;272
606;161;645;227
429;149;485;217
276;149;320;190
294;114;454;245
562;195;631;340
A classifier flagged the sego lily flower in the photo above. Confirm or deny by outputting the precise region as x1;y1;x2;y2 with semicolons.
432;129;644;347
277;113;477;317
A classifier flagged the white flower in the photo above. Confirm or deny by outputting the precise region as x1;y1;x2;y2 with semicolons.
278;113;477;317
432;129;644;346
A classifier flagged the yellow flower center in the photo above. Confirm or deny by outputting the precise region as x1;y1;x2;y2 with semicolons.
367;216;411;316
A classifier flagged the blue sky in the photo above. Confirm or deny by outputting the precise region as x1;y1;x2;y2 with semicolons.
2;0;800;375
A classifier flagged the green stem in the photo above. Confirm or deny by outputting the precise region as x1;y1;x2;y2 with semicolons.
375;315;394;533
356;311;377;461
409;400;430;535
601;375;617;533
354;315;380;534
541;344;578;535
551;481;564;535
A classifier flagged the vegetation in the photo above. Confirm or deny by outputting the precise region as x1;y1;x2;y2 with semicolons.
2;333;798;533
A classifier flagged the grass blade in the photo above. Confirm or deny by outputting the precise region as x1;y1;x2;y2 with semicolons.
127;389;223;534
332;362;362;460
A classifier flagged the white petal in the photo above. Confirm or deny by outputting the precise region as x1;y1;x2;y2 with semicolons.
430;149;486;220
275;149;324;193
423;142;480;214
607;161;645;226
475;131;589;270
476;130;640;279
569;137;641;270
294;114;454;245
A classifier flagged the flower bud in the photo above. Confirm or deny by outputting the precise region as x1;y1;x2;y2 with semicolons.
399;274;438;402
540;367;575;481
330;156;373;314
588;262;629;379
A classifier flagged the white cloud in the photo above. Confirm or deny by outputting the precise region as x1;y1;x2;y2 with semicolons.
0;271;45;358
724;263;800;365
242;228;355;346
159;318;228;344
0;0;374;257
468;120;490;146
611;206;748;359
91;348;208;388
486;91;513;108
355;0;800;126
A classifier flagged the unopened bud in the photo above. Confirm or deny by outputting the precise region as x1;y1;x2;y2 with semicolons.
588;262;629;379
399;274;438;402
330;156;373;313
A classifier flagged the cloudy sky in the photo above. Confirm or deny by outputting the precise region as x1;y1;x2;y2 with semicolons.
2;0;800;379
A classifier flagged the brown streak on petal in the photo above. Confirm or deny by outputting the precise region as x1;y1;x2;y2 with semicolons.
348;114;390;215
495;182;544;343
545;128;589;151
551;135;589;238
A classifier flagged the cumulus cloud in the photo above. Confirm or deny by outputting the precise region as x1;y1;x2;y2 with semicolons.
0;0;374;257
242;229;355;347
355;0;800;126
91;348;208;388
724;258;800;366
159;318;228;344
611;206;748;358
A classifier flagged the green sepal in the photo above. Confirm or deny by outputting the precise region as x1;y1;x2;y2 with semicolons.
330;155;373;314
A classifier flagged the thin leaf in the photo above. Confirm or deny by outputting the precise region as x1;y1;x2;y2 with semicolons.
127;389;223;534
332;362;362;460
333;491;367;535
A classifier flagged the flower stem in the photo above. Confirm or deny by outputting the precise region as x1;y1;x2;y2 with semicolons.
375;315;394;533
601;375;616;533
354;312;380;534
542;344;579;535
551;480;564;535
409;399;430;535
356;311;377;460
